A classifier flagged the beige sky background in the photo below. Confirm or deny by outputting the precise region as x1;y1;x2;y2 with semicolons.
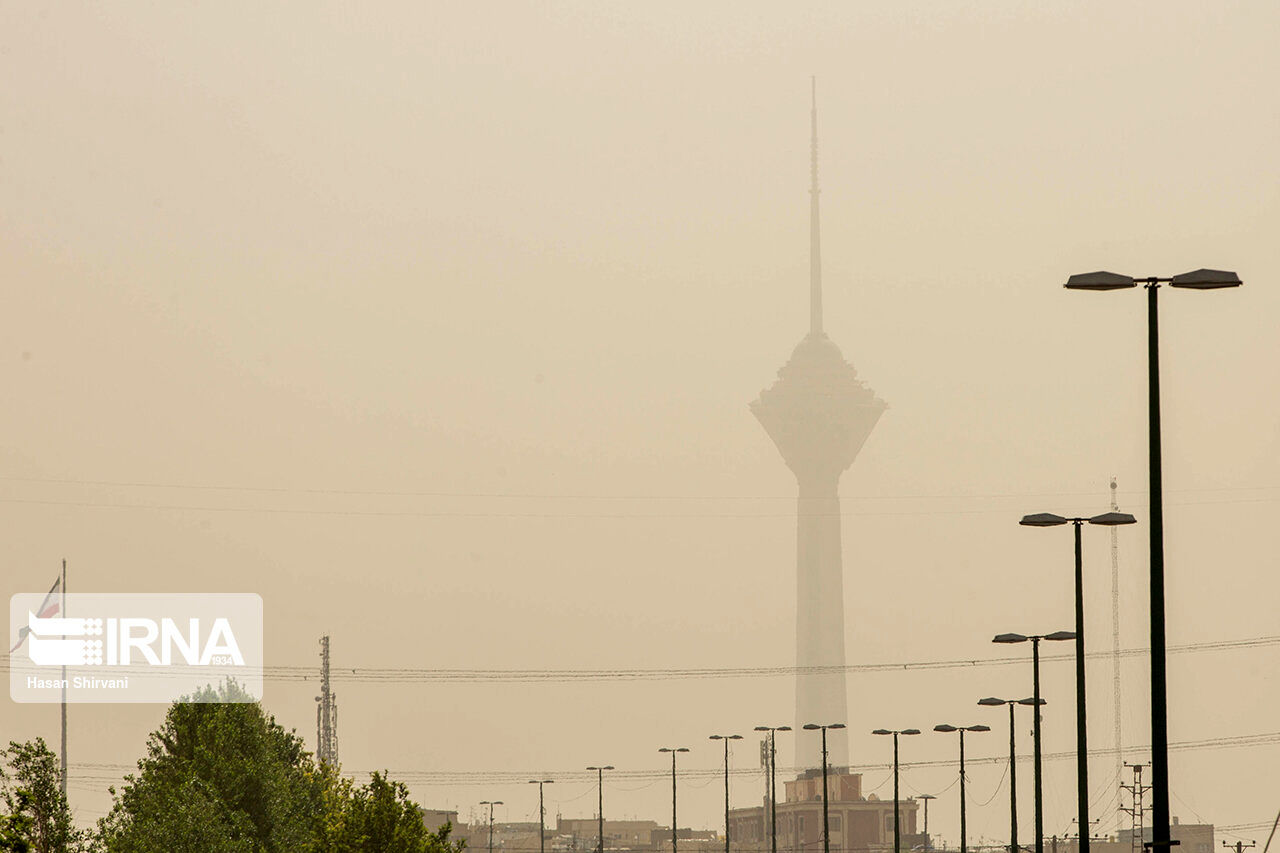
3;0;1279;842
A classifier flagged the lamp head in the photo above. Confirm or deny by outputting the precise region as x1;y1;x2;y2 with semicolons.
993;633;1028;644
1017;698;1047;706
1065;271;1137;291
965;725;992;733
1020;512;1068;527
1046;631;1077;642
802;724;821;731
1169;269;1242;289
901;729;922;736
872;729;892;736
934;724;958;733
1088;511;1137;526
977;697;1006;706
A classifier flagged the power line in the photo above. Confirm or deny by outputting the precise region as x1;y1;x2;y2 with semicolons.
3;474;1277;501
4;634;1274;683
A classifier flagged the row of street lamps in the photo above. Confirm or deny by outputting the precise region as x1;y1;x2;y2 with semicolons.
483;267;1241;853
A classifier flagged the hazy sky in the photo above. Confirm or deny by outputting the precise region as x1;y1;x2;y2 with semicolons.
3;0;1279;843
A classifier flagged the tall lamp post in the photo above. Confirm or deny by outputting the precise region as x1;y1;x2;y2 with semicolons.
802;723;846;853
586;765;614;853
978;696;1046;853
993;632;1075;853
872;728;921;853
709;734;743;853
1065;266;1242;853
529;780;554;853
1021;510;1137;853
933;725;990;853
480;800;504;853
754;725;791;853
658;747;690;853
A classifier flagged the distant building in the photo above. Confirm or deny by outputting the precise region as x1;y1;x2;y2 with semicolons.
730;769;921;853
421;808;459;835
1048;820;1214;853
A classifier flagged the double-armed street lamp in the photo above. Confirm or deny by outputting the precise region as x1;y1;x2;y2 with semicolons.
872;728;921;853
709;734;743;853
1065;266;1242;853
586;765;614;853
993;632;1075;853
933;725;990;853
802;723;846;853
1020;510;1136;853
978;696;1046;853
658;748;690;853
753;725;791;853
528;780;554;853
480;800;504;853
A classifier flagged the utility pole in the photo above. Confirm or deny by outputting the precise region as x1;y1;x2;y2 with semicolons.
1222;841;1256;853
315;636;339;764
1120;763;1151;853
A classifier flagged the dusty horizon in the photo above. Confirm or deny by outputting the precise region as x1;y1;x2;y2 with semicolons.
2;1;1278;846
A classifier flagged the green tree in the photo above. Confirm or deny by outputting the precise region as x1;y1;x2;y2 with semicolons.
96;681;462;853
316;770;463;853
97;681;323;853
0;737;81;853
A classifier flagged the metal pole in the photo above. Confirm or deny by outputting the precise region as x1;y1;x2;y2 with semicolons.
960;730;968;853
489;804;495;853
1033;638;1044;853
770;731;778;853
821;727;831;853
1147;282;1170;853
723;738;731;853
598;770;605;853
1074;521;1090;853
672;751;679;853
1009;703;1019;853
893;732;901;853
921;795;935;850
60;558;67;797
540;784;546;853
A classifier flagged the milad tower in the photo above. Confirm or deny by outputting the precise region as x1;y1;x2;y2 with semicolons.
750;82;886;770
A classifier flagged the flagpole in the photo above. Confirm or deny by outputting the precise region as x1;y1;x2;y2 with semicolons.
60;558;67;797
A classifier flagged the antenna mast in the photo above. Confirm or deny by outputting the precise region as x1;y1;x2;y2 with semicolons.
316;635;339;765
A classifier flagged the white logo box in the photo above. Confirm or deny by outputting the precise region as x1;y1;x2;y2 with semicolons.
9;593;263;704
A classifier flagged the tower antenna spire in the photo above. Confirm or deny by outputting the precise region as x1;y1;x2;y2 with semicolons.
809;75;823;336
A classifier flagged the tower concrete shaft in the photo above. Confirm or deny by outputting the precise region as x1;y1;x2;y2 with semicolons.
751;81;885;769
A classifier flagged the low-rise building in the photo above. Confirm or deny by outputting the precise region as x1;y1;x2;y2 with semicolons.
730;768;923;853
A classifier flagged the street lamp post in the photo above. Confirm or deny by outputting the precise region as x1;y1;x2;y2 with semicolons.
872;728;921;853
1021;511;1137;853
1065;266;1242;853
802;723;846;853
993;632;1075;853
480;800;504;853
529;780;554;853
753;725;792;853
919;795;935;850
978;696;1047;853
710;734;743;853
933;725;990;853
586;766;614;853
658;748;690;853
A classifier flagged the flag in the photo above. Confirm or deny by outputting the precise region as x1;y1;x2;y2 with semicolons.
9;575;61;653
